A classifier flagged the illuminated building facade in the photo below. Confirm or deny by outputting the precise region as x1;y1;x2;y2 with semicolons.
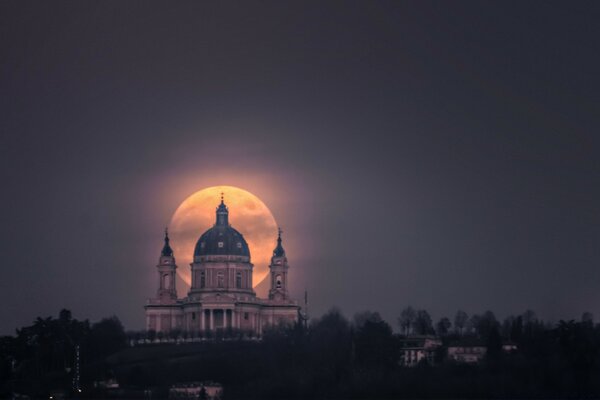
144;198;299;335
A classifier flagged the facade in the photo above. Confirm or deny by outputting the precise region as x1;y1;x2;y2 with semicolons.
399;335;442;367
447;339;518;364
169;382;223;400
447;340;487;364
144;198;299;336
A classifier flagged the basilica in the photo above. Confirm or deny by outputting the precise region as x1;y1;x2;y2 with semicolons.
144;198;300;336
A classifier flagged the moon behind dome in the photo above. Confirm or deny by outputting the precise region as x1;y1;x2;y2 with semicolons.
168;186;278;295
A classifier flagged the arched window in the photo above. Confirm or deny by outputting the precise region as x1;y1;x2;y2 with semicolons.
236;272;242;288
200;271;206;288
275;274;282;289
163;274;171;289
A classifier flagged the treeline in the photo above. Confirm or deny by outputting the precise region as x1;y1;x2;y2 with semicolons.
395;307;556;339
0;309;127;398
235;308;600;399
2;308;600;398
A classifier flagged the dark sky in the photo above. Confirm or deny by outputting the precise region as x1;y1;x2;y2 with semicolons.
1;1;599;334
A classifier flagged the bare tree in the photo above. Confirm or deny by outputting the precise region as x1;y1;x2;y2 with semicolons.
522;309;537;325
468;314;481;335
414;310;434;335
398;306;416;336
436;317;452;336
454;310;468;335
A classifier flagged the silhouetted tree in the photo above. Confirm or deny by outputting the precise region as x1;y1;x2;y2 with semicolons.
476;311;500;340
467;314;481;335
509;315;523;343
89;316;127;360
454;310;468;335
199;386;208;400
309;308;352;387
582;312;594;325
398;306;416;335
355;319;398;369
486;326;503;361
353;310;382;330
436;317;452;336
414;310;434;335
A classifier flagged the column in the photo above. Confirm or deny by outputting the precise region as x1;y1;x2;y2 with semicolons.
223;309;227;329
200;309;205;331
209;309;214;331
231;310;236;329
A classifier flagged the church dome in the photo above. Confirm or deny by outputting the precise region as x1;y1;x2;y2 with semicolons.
193;198;250;258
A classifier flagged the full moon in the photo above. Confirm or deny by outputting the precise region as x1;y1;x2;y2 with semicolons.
168;186;278;293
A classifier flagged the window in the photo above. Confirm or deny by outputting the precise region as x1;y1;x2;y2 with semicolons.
192;312;196;320
244;312;249;320
217;271;224;288
276;274;282;289
237;242;242;248
236;272;242;288
200;271;205;288
200;242;205;248
218;241;224;248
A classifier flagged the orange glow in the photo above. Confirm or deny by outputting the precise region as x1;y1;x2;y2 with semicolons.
169;185;278;291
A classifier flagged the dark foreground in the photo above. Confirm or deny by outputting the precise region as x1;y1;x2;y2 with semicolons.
2;308;600;398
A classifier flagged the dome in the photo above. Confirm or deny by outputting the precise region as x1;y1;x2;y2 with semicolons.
193;198;251;258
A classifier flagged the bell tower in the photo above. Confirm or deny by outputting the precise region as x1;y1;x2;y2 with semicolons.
156;228;177;302
268;228;290;301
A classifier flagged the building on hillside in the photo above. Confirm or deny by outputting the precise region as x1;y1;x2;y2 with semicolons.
447;339;487;364
144;197;300;336
502;341;518;352
169;381;223;400
447;339;519;364
399;335;442;367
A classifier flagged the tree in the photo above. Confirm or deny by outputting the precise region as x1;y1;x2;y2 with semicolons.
309;308;353;383
468;314;481;335
454;310;468;335
414;310;434;335
89;316;127;360
398;306;416;336
436;317;452;336
499;315;521;343
355;319;398;369
522;310;538;340
476;311;500;340
353;310;382;330
522;309;537;327
486;326;503;361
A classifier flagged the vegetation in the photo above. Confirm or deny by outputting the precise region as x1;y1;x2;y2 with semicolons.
1;308;600;398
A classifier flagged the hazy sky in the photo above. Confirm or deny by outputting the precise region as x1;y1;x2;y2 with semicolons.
1;1;599;334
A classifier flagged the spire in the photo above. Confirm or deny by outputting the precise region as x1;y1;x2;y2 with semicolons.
161;228;173;256
273;227;285;257
216;192;229;226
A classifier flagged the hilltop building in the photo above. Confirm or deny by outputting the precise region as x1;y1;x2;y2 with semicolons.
398;336;442;367
144;197;299;336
